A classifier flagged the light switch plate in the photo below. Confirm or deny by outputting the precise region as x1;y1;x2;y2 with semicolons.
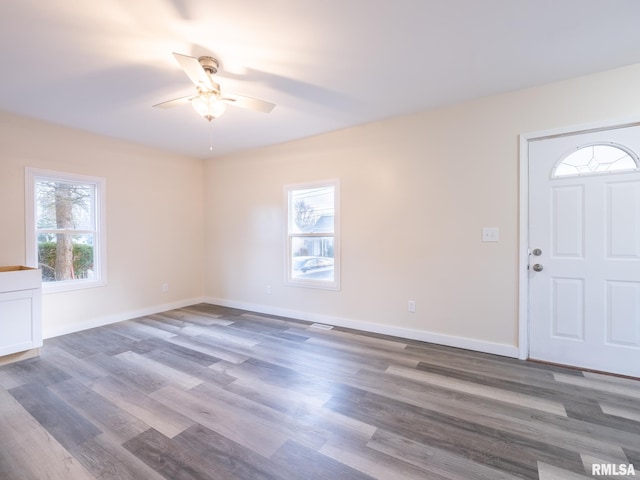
482;227;499;242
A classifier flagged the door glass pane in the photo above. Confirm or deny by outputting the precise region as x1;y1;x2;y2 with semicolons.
553;145;638;178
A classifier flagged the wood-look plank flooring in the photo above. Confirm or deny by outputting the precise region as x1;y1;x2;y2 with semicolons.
0;304;639;479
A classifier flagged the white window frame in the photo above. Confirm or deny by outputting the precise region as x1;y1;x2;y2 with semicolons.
25;167;107;293
284;179;340;290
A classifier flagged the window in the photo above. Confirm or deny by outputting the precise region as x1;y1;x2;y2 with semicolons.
25;168;106;292
285;180;340;289
553;144;639;178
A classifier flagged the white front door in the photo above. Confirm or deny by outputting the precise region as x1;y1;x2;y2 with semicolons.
529;125;640;377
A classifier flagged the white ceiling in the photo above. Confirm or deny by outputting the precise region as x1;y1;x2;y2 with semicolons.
1;1;640;159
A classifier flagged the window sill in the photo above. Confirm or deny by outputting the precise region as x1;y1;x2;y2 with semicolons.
285;278;341;291
43;279;106;294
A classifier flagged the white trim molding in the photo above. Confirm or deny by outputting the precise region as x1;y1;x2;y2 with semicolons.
43;293;519;358
204;297;519;358
43;297;205;339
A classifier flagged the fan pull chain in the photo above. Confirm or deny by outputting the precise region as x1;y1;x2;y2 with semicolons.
209;120;213;151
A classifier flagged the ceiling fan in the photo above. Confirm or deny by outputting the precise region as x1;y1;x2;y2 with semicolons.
153;53;276;121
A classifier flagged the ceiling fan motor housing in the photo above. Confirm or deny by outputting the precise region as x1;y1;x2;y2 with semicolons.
198;56;219;75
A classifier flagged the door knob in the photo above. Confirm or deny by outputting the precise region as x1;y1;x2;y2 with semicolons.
532;264;543;272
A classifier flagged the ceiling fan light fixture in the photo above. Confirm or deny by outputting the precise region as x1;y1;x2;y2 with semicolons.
191;93;226;121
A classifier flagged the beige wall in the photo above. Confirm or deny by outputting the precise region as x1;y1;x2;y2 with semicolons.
3;62;640;350
203;63;640;354
0;113;204;336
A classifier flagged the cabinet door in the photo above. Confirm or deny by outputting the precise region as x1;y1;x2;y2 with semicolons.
0;290;38;356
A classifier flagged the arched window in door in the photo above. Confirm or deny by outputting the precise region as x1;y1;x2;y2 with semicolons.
552;144;639;178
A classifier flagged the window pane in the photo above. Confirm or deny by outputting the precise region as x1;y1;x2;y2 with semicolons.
36;181;95;230
291;236;334;281
38;233;95;282
290;186;335;234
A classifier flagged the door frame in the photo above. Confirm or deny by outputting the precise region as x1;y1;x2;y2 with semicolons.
517;116;640;361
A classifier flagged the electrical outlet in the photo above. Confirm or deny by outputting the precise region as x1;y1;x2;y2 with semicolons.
266;285;272;295
408;300;416;313
162;283;169;292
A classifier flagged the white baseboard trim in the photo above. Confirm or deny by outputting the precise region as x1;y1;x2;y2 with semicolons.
44;296;519;359
43;297;205;339
204;297;519;358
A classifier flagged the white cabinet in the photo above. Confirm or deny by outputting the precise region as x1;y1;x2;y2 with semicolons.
0;266;42;357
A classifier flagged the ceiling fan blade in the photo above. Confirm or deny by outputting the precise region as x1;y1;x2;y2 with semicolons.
172;52;213;90
221;93;275;113
153;95;195;109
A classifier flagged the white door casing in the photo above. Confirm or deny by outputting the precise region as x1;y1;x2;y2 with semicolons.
527;125;640;377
